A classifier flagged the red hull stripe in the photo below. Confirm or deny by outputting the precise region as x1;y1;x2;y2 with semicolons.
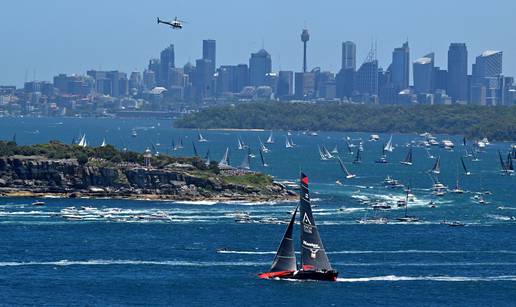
257;271;294;279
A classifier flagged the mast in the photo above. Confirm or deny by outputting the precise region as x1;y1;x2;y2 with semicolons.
299;173;333;271
192;141;198;157
461;157;470;175
269;206;298;272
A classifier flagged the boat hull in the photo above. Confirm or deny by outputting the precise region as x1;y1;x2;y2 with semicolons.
258;270;338;282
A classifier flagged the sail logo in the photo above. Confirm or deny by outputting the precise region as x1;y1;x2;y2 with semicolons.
302;213;313;233
303;240;320;249
310;249;318;259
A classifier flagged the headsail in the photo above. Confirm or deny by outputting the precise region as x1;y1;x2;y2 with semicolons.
299;173;333;271
269;206;298;272
259;148;268;167
192;141;199;157
219;148;230;167
266;131;274;144
430;156;441;174
461;157;471;175
384;135;394;152
197;129;207;142
240;148;251;170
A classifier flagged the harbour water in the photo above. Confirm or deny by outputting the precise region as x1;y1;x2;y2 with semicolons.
0;117;515;306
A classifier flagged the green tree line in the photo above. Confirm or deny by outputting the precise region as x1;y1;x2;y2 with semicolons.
174;102;516;141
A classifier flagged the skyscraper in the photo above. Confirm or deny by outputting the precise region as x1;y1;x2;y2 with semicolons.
447;43;468;102
277;71;294;99
249;49;272;86
471;50;503;105
413;53;434;94
341;41;356;71
203;39;216;74
160;44;175;87
301;29;310;73
390;41;410;90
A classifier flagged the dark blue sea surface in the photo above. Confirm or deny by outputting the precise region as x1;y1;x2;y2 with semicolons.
0;117;515;306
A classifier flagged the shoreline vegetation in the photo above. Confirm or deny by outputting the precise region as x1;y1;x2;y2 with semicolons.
0;141;296;202
174;102;516;142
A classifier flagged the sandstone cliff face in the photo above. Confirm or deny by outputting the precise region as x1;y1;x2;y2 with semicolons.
0;157;293;200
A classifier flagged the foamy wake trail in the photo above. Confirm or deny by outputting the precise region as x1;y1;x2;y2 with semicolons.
0;260;267;267
336;275;516;282
217;250;275;255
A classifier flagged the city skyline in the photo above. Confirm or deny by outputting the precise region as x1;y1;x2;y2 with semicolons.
1;0;516;86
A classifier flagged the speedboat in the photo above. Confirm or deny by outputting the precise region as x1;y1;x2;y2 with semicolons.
356;217;388;224
32;201;45;206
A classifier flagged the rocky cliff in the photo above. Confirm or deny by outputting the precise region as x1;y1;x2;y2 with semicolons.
0;156;296;201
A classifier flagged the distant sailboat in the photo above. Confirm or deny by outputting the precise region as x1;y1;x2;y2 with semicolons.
375;144;388;164
258;173;338;281
396;187;419;223
331;145;339;154
337;156;356;179
346;141;353;155
219;148;230;167
259;148;268;167
452;165;464;194
197;130;208;142
425;147;435;159
192;142;199;157
461;157;471;176
429;156;441;174
78;134;88;148
352;148;362;164
239;148;251;170
131;129;137;138
498;150;509;175
384;135;394;152
400;147;413;166
100;138;107;147
507;153;514;173
318;145;328;161
285;136;294;149
178;137;184;149
237;137;248;150
266;131;275;144
322;145;334;159
258;136;269;153
204;149;211;166
171;139;177;151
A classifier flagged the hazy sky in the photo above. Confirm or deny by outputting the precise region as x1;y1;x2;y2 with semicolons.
1;0;515;86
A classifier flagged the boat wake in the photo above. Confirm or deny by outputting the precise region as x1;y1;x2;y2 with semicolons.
336;275;516;282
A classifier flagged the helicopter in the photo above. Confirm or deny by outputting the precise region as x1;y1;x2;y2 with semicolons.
157;16;185;29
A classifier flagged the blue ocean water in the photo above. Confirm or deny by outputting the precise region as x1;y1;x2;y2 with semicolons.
0;117;515;306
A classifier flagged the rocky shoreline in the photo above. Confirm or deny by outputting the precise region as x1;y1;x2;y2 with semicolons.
0;156;297;203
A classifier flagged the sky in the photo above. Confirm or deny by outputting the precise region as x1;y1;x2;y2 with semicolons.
1;0;515;86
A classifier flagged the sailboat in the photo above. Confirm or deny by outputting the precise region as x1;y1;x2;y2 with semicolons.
266;131;275;144
172;140;177;151
337;156;356;179
507;153;514;174
396;187;419;223
451;166;464;194
131;129;137;138
429;156;441;174
352;148;362;164
375;145;388;164
204;150;211;166
285;136;294;149
498;150;510;175
100;138;107;147
239;148;251;170
78;134;88;148
346;141;353;155
259;148;268;167
237;137;248;150
425;147;435;159
322;145;334;159
192;142;199;157
400;147;413;166
258;136;269;153
258;173;338;281
219;148;230;167
384;135;394;152
331;145;339;154
461;157;471;176
318;145;328;161
197;130;208;142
